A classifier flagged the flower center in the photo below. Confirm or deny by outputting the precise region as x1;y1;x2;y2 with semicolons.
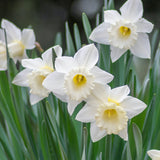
64;68;94;101
103;109;117;120
73;74;87;87
95;103;128;134
119;26;131;37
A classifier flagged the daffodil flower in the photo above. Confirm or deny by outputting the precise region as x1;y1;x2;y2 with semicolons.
12;45;62;105
147;150;160;160
43;44;114;115
76;84;146;142
89;0;154;62
1;19;36;65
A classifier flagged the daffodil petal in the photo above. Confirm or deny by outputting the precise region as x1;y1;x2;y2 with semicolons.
76;103;97;122
135;18;154;33
42;47;53;68
0;29;5;42
55;56;77;73
120;0;143;22
104;10;122;24
130;33;151;59
42;71;66;99
1;19;21;42
147;150;160;159
0;57;7;71
109;85;130;103
118;126;128;141
110;46;127;63
90;122;107;142
89;22;110;45
120;96;147;119
30;94;45;105
21;29;35;49
53;45;62;57
12;69;30;87
67;100;80;115
90;84;110;104
22;58;43;70
74;44;98;69
13;50;28;63
90;66;114;84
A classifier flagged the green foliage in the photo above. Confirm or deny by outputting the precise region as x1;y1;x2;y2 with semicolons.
0;0;159;159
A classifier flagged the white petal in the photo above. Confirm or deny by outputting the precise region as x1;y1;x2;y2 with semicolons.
76;103;97;122
90;84;111;104
109;85;130;103
67;100;80;115
74;44;99;69
118;126;128;141
0;29;5;42
89;22;110;45
130;33;151;59
147;150;160;159
110;46;127;63
120;0;143;22
21;29;36;49
12;50;28;63
42;47;53;68
120;96;147;119
0;44;7;70
90;122;107;142
1;19;21;42
55;56;77;73
135;18;154;33
90;66;114;84
53;92;67;102
0;58;7;71
42;71;66;98
22;58;43;70
104;10;122;24
53;45;62;57
30;94;45;105
12;69;31;87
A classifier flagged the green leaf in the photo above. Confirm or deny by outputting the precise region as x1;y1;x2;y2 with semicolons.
65;22;75;56
132;123;142;160
82;13;92;43
73;23;81;50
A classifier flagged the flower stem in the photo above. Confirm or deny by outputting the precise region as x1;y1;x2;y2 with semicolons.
106;135;112;160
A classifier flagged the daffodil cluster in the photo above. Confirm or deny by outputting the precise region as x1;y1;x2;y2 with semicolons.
1;0;154;145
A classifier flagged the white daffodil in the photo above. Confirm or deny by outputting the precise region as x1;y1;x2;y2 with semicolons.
76;84;146;142
12;45;62;105
89;0;154;62
147;150;160;160
1;19;36;65
43;44;114;115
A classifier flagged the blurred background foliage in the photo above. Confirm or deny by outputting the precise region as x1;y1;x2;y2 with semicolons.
0;0;159;49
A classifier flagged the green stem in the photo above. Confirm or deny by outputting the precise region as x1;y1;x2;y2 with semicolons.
106;135;112;160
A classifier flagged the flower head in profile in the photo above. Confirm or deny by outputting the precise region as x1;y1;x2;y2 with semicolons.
43;44;114;115
76;84;146;142
89;0;154;62
0;19;36;69
147;150;160;160
12;45;62;105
